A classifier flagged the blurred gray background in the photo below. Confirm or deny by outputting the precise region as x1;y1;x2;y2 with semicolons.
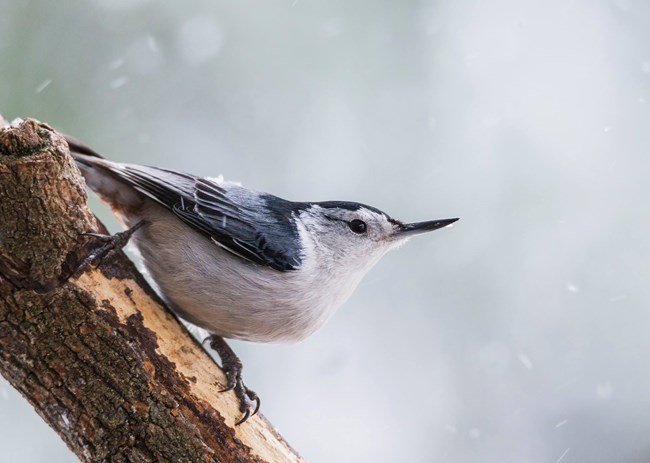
1;0;649;462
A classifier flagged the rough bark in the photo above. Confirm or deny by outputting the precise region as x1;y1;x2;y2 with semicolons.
0;117;304;463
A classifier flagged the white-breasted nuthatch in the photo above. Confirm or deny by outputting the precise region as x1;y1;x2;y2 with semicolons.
65;135;458;424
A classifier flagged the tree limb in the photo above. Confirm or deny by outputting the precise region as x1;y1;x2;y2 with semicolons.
0;117;304;463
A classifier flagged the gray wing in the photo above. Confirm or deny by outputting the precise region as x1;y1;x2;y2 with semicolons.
113;164;302;271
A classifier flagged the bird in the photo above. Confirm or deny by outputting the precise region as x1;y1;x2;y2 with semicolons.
65;135;458;424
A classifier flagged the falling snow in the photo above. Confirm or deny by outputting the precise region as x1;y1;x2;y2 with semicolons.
566;282;579;293
518;353;533;370
147;35;159;52
108;58;125;70
555;419;569;428
35;79;52;93
110;76;129;89
556;447;571;463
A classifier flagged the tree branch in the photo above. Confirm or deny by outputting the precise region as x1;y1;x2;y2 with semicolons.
0;117;304;463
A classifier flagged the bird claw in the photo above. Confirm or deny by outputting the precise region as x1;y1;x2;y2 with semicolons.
80;231;111;241
232;380;261;426
207;335;260;425
219;369;237;392
219;383;235;393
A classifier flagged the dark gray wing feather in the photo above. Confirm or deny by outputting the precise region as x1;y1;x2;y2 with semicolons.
112;164;302;271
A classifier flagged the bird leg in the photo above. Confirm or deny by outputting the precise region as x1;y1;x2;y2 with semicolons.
205;334;260;425
75;220;147;273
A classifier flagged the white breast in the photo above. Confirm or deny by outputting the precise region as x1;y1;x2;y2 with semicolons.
131;204;364;343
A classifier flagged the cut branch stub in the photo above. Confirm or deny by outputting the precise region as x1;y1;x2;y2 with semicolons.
0;119;97;290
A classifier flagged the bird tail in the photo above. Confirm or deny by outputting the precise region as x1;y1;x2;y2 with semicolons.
64;134;105;159
63;133;112;181
63;135;143;222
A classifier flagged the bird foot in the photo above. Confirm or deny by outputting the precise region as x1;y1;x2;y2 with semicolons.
76;220;146;273
206;335;260;425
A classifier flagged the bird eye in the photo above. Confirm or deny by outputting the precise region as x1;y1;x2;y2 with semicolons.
348;219;367;234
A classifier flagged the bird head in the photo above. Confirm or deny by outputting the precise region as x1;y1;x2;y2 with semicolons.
296;201;458;277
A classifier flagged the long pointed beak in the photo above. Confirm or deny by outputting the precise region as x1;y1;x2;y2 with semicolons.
396;217;459;237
